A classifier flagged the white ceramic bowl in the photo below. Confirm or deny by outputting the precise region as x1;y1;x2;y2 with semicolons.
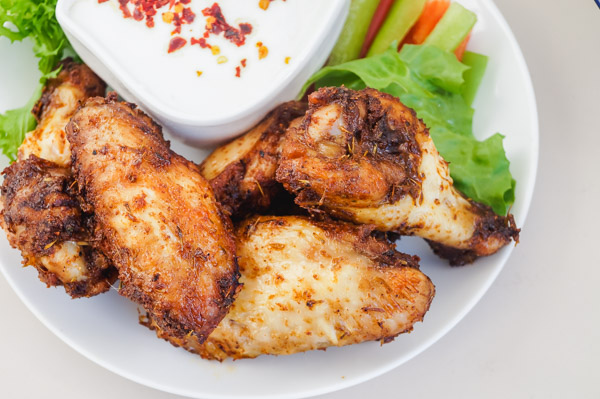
56;0;349;146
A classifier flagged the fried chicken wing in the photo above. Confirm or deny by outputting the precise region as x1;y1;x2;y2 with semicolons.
0;156;116;297
66;95;240;341
143;215;435;360
0;61;113;297
276;87;519;265
18;59;106;167
199;101;306;218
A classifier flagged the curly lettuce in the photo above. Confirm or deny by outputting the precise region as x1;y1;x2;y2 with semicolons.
301;44;515;215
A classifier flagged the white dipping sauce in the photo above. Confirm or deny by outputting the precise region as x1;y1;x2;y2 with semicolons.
58;0;348;144
68;0;342;120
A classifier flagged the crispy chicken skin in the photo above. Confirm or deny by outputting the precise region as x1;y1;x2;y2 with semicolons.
0;61;112;297
66;95;240;341
276;87;519;265
143;215;435;360
0;156;117;297
18;59;106;168
199;101;306;218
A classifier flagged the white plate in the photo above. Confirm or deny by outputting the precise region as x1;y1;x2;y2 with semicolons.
0;0;538;398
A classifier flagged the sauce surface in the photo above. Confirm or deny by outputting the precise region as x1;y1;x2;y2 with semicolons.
68;0;342;120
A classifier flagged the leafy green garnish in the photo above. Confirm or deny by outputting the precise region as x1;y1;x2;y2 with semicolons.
0;0;75;161
301;44;515;215
0;86;40;160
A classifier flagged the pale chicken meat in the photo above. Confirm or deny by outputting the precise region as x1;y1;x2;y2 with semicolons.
143;215;435;360
199;101;306;218
66;94;240;341
0;61;114;297
276;87;519;265
18;59;106;167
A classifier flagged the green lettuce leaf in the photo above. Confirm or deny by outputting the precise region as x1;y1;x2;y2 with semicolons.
0;0;75;161
0;86;40;162
301;44;514;215
398;44;468;94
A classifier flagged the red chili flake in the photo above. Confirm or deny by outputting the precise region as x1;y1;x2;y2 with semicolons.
105;0;167;28
182;7;195;23
118;0;131;18
144;7;157;17
168;36;187;53
240;23;252;35
133;6;144;21
201;3;253;47
235;58;247;77
191;37;211;49
172;13;182;34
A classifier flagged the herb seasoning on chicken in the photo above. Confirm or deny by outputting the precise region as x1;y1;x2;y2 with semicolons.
66;94;240;341
277;87;519;265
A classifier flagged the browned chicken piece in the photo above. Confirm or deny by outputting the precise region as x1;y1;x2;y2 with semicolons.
0;156;117;297
143;215;435;360
276;87;519;265
66;94;240;341
199;101;307;218
18;59;106;168
0;61;112;297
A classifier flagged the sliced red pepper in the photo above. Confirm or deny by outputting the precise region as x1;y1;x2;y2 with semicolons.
359;0;394;58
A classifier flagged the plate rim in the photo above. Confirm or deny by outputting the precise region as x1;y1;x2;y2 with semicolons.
0;0;539;397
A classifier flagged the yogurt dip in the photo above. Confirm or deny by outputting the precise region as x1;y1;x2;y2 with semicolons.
57;0;349;145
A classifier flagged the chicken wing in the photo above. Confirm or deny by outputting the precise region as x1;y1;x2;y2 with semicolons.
0;61;113;297
276;87;519;265
143;215;435;360
18;59;106;168
0;156;117;297
199;101;306;218
66;94;240;341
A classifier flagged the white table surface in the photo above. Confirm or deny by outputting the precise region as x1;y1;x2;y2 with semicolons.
1;0;599;398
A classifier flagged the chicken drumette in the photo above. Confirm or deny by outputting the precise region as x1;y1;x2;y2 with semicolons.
276;87;519;265
143;215;435;360
18;59;106;167
1;156;116;297
66;94;240;341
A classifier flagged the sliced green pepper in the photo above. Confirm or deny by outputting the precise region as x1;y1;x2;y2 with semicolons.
328;0;380;66
366;0;426;56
